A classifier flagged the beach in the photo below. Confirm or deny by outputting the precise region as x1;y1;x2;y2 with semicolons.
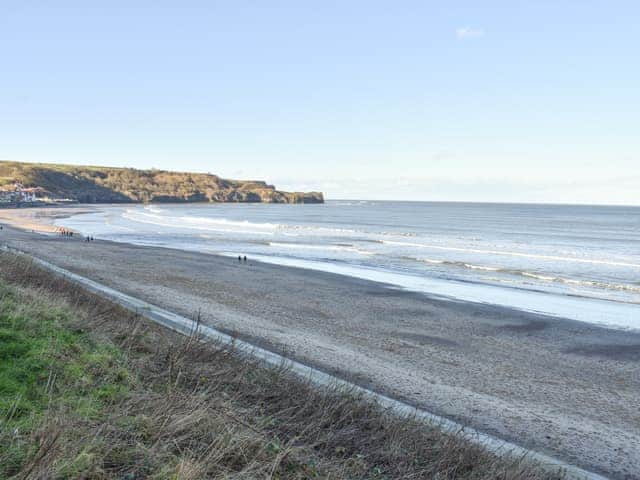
0;205;97;233
1;210;639;479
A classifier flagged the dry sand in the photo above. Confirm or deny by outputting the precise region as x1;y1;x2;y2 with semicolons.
1;211;639;479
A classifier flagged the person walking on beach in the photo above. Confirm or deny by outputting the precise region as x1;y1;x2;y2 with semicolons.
238;255;242;262
243;255;247;263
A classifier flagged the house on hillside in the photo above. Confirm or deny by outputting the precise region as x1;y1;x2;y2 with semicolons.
19;186;47;202
0;183;49;204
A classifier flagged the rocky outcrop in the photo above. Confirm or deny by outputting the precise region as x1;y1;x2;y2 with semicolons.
0;161;324;204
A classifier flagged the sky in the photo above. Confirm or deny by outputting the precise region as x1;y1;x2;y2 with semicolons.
1;1;639;204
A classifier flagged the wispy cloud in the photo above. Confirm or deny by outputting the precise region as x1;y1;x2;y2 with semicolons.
455;27;484;40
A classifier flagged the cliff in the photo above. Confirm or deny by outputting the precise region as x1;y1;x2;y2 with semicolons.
0;161;324;204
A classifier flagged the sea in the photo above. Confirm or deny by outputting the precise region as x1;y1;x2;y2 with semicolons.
55;201;640;331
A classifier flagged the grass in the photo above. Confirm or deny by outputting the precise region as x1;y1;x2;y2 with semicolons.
0;251;561;479
0;161;323;203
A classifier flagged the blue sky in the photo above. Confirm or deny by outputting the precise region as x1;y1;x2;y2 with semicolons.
1;1;638;204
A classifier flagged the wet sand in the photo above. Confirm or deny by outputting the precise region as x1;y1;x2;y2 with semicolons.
1;214;639;479
0;205;97;233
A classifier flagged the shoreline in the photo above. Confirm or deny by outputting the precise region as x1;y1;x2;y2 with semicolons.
0;204;98;234
229;252;640;331
15;203;640;332
1;210;640;478
1;206;638;341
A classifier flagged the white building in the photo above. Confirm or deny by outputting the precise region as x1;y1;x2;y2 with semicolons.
0;183;45;203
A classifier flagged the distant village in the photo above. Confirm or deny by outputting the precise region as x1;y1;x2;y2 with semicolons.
0;183;74;206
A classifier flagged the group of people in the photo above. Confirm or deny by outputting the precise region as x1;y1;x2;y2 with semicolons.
56;228;95;243
238;255;247;263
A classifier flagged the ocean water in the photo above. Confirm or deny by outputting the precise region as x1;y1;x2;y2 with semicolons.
55;201;640;331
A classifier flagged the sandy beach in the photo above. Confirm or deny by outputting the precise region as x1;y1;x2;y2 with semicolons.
1;209;639;479
0;205;97;233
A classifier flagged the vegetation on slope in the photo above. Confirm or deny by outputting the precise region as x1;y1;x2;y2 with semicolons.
0;161;324;204
0;252;556;479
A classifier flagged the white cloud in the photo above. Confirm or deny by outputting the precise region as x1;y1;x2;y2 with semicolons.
455;27;484;39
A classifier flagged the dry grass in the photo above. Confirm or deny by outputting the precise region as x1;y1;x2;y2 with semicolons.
0;251;562;479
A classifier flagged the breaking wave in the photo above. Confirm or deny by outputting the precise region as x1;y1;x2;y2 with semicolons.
123;210;279;235
383;240;640;269
269;242;374;256
408;256;640;294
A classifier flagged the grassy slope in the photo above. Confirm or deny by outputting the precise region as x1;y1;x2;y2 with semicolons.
0;253;556;479
0;161;323;203
0;283;132;477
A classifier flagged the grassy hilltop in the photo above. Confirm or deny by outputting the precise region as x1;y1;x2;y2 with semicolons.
0;161;324;204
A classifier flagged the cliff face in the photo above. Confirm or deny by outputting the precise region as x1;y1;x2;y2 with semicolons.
0;161;324;204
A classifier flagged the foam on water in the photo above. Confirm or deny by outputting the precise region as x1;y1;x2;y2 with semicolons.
123;210;278;235
382;240;640;269
269;241;375;255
